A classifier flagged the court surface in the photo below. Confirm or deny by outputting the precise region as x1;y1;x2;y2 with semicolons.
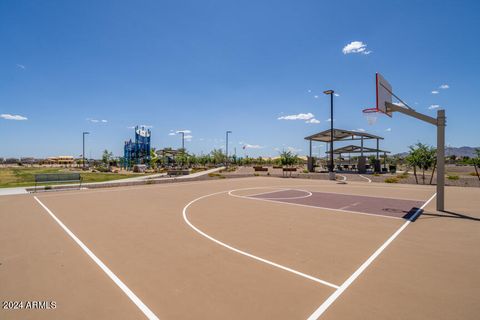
1;177;479;319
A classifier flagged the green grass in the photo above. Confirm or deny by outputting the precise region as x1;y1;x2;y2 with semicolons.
0;167;147;188
447;175;459;180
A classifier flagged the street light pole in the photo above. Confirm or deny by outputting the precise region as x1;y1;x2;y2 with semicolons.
323;90;335;180
82;132;90;169
180;132;185;151
226;131;232;169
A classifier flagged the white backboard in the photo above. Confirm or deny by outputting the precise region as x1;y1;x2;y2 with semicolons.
376;73;393;117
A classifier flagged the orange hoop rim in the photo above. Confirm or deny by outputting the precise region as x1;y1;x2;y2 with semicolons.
362;107;380;114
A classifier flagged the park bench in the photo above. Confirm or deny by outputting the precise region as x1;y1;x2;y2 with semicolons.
282;167;297;177
253;166;268;172
34;173;82;192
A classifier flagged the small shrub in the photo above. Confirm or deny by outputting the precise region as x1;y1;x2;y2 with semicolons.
373;173;380;177
447;175;459;180
303;169;309;174
254;173;260;176
470;172;479;176
384;177;399;183
396;172;409;179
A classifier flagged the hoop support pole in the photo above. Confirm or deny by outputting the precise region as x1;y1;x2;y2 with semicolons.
385;102;446;212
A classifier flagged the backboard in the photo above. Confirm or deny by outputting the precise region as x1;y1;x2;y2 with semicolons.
375;72;393;117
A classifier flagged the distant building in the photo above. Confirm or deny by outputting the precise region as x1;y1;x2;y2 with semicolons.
45;156;74;165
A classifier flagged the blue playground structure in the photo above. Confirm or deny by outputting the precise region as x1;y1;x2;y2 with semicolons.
124;126;151;169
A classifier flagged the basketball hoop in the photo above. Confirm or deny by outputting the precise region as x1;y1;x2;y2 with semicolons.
363;107;379;125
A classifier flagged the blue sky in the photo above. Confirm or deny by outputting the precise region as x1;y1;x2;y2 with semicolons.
1;0;479;158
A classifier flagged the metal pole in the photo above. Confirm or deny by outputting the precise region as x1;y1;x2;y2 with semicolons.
309;139;313;173
386;102;446;211
181;132;184;150
226;131;231;169
330;93;334;174
82;132;89;169
437;109;446;211
83;133;85;169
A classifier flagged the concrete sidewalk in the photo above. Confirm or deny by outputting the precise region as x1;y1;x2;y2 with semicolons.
16;167;225;194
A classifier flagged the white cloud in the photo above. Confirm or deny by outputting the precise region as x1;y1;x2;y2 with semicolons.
342;41;371;55
326;118;336;122
334;93;340;97
243;144;263;149
127;124;153;129
184;135;193;141
428;104;440;110
305;118;320;124
355;128;366;132
168;132;176;136
431;90;439;94
1;113;28;121
176;129;191;134
314;95;319;99
386;128;392;132
439;84;449;89
278;112;314;121
16;64;26;70
307;89;312;93
87;118;108;123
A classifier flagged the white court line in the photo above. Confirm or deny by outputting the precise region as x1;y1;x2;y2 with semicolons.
358;174;372;183
244;188;290;197
306;193;436;320
182;190;340;289
34;196;159;320
338;202;361;211
255;189;313;200
229;190;403;221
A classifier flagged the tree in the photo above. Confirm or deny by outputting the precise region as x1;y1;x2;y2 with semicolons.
210;149;226;165
102;149;113;167
471;148;480;182
150;148;158;168
406;145;421;184
279;150;298;167
406;143;436;185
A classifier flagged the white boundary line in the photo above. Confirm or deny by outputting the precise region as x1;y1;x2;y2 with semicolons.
34;196;160;320
306;193;436;320
182;190;340;289
229;190;403;221
358;174;372;183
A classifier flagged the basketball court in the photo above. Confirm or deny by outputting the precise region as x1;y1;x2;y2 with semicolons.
1;176;479;319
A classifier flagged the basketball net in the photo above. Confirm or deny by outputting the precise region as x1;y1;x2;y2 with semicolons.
365;114;378;125
362;108;379;125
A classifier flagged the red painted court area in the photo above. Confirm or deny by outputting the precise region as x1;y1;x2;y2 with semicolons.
250;189;424;219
